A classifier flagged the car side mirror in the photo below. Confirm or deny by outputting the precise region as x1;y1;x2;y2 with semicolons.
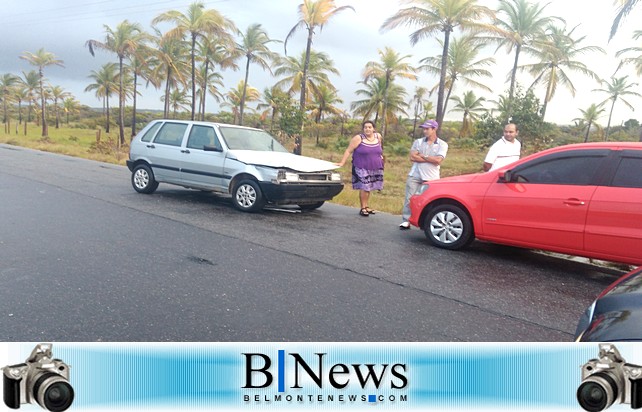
501;170;512;182
204;145;223;152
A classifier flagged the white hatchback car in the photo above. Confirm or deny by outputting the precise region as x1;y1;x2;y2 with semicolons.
126;120;344;212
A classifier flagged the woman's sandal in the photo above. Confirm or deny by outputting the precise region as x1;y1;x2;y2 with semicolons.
365;208;376;215
359;208;370;217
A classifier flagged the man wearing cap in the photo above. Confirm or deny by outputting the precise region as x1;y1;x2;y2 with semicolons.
399;120;448;229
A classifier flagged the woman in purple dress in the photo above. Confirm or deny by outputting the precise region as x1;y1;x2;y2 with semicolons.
336;120;384;216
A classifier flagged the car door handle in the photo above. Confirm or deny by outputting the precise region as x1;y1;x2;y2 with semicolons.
146;144;155;149
181;149;190;154
564;198;586;206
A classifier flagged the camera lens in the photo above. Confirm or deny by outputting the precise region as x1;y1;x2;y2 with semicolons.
43;382;74;412
577;373;618;412
33;373;74;412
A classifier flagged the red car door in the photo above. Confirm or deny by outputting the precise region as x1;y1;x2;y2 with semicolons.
584;151;642;265
481;150;608;253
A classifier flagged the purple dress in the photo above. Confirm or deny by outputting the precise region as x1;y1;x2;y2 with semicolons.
351;134;384;191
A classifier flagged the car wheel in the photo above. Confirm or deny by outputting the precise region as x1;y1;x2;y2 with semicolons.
423;204;473;250
298;201;324;211
131;164;159;194
232;179;265;212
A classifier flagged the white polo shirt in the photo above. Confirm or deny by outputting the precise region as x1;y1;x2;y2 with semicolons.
408;137;449;181
484;137;521;171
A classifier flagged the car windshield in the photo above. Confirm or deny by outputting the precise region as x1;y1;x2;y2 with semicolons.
219;126;289;153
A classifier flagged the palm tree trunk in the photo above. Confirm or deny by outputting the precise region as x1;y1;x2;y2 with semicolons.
436;29;452;130
300;31;313;112
131;71;138;138
239;57;251;125
584;121;592;143
164;71;171;118
190;34;197;121
605;100;616;141
118;57;125;147
442;84;454;120
106;94;111;133
39;70;48;138
381;73;390;139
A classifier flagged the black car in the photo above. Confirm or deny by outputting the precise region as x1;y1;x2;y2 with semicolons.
575;266;642;341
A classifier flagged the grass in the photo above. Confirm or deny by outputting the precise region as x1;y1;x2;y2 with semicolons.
0;122;485;215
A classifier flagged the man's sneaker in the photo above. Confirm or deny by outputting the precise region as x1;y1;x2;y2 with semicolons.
399;221;410;230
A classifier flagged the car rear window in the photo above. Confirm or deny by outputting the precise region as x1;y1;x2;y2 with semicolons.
153;123;188;147
612;157;642;188
140;122;162;142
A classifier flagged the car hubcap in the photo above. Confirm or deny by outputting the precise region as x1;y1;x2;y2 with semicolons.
236;184;256;208
134;169;149;189
430;211;463;244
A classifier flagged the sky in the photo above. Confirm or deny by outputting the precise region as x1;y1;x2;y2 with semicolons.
2;0;642;126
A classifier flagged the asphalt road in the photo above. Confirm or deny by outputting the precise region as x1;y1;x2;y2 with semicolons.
0;144;623;342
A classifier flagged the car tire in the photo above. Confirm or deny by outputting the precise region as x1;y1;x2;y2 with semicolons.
232;179;265;212
131;164;159;194
298;201;324;211
423;204;474;250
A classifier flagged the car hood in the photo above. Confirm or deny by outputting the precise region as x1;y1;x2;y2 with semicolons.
227;150;339;173
579;268;642;341
433;172;485;184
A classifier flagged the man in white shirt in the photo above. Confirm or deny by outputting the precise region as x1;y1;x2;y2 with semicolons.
399;120;448;229
483;123;521;172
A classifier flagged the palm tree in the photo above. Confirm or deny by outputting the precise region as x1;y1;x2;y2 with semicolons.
285;0;354;113
21;70;40;126
616;30;642;76
0;73;20;134
236;24;280;125
411;86;430;138
309;83;343;144
62;97;81;125
521;24;604;120
222;80;260;124
86;20;148;146
147;27;190;118
351;76;408;125
611;0;640;40
450;90;486;137
573;103;605;143
362;47;417;137
152;1;236;120
491;0;562;111
14;86;29;129
274;50;340;102
257;86;289;132
197;34;239;121
419;34;494;117
128;52;158;137
162;88;190;119
381;0;495;130
85;63;119;132
196;63;224;121
49;85;70;129
19;48;64;138
593;76;642;140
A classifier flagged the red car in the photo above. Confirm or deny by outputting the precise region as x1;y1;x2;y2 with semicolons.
408;142;642;266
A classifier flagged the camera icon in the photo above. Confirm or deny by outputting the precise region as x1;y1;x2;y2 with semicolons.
578;343;642;411
2;343;74;412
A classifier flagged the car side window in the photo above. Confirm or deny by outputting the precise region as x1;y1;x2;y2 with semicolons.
153;123;187;147
140;122;161;142
512;155;604;185
611;157;642;188
186;125;220;150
